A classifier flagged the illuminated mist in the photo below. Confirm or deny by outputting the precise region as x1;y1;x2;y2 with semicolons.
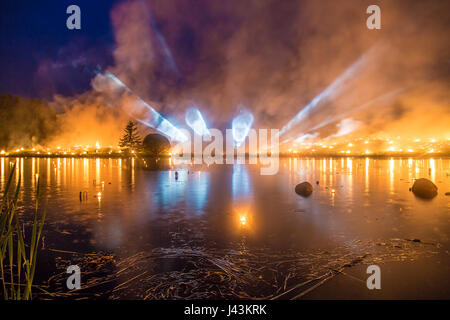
7;0;446;155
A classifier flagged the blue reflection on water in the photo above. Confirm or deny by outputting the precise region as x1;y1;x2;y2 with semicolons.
186;172;210;215
149;170;210;215
232;164;252;202
151;171;187;211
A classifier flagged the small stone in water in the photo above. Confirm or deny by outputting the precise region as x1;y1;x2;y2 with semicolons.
411;178;438;199
295;182;313;197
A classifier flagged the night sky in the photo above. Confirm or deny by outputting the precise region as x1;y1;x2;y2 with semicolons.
0;0;117;98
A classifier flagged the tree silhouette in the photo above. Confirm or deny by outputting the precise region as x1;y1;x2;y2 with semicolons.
119;121;142;150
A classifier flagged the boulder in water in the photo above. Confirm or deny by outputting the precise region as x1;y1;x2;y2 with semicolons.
295;182;313;197
411;178;437;199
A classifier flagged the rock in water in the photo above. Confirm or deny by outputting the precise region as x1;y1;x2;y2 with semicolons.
295;182;313;197
411;178;438;199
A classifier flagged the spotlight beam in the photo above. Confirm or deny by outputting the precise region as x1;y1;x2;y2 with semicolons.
93;72;187;143
309;88;404;133
279;89;402;146
232;110;254;147
185;107;211;138
139;0;179;74
279;47;379;139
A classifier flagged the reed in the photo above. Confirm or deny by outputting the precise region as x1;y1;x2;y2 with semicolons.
0;162;46;300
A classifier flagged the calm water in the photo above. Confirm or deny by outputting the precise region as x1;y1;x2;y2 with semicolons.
1;157;449;254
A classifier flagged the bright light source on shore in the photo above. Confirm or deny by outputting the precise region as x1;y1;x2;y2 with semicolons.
185;107;211;138
96;141;100;149
239;216;247;225
232;109;254;147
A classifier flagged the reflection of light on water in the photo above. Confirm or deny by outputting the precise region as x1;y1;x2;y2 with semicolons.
330;188;336;206
189;171;209;214
31;158;35;191
131;158;135;189
389;158;395;194
1;157;4;188
83;158;89;186
63;158;67;185
232;164;251;201
321;159;326;182
96;158;101;187
155;170;187;210
47;158;50;184
346;158;353;200
365;157;369;193
71;158;75;183
236;209;252;230
56;158;61;187
429;158;435;182
18;158;23;187
232;165;253;231
408;158;413;182
329;159;334;187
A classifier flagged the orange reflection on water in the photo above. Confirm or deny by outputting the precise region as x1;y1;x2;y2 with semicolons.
235;207;253;231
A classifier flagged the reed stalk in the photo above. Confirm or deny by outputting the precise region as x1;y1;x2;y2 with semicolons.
0;162;46;300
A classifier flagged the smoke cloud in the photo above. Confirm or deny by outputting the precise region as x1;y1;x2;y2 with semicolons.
44;0;449;148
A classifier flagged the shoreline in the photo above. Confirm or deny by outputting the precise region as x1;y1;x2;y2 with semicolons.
1;153;450;160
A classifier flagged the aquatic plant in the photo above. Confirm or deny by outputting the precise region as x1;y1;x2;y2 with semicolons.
0;162;46;300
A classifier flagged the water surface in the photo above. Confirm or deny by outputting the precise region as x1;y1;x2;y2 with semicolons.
1;157;449;298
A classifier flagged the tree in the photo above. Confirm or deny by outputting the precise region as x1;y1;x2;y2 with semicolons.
119;121;142;150
0;94;58;149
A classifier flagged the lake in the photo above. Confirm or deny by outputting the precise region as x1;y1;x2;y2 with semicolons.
1;157;449;299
